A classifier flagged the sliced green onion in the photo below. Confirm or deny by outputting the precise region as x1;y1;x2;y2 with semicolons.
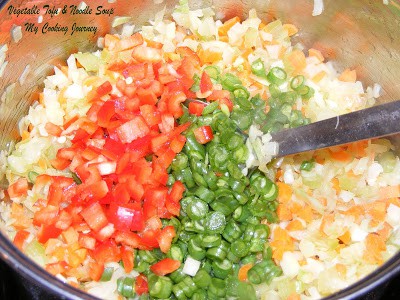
72;172;82;185
267;67;287;85
298;85;315;100
209;278;226;297
193;268;212;288
117;277;135;298
27;171;39;183
230;240;249;258
205;211;226;234
204;65;221;80
300;159;315;171
212;259;233;279
222;220;242;243
251;58;267;78
202;101;219;116
167;244;184;262
201;235;221;248
148;275;173;299
170;267;187;283
188;238;206;260
187;199;209;220
100;267;114;282
192;289;207;300
290;75;305;91
221;73;242;91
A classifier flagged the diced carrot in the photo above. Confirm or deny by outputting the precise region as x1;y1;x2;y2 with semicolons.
275;170;283;181
331;178;340;194
329;149;352;162
198;48;223;64
363;233;386;265
145;38;163;49
270;227;295;261
277;182;293;204
311;42;337;60
287;293;301;300
287;50;306;72
38;158;47;169
218;16;241;36
377;222;392;241
312;71;326;83
338;230;351;245
366;201;387;224
294;205;313;224
283;24;298;36
387;197;400;207
339;68;357;82
379;185;400;200
335;264;347;278
39;92;44;105
11;203;32;230
277;204;292;221
319;213;335;235
308;48;325;62
342;205;365;223
286;219;304;231
21;130;30;140
238;263;253;282
348;140;368;158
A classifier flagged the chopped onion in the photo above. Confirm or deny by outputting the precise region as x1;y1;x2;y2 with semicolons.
112;16;133;28
182;256;201;276
19;65;31;85
11;25;23;43
97;161;117;175
312;0;324;16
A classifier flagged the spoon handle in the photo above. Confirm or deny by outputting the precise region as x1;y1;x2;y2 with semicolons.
271;100;400;157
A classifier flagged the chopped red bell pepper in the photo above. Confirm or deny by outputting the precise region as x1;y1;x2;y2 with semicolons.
150;258;181;276
193;125;214;144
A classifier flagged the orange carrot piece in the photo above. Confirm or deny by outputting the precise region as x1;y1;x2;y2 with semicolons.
329;149;352;162
286;219;304;231
287;293;301;300
218;16;241;36
277;182;293;204
379;185;400;200
198;48;223;64
238;263;253;282
338;230;351;245
277;204;293;221
11;203;32;230
377;222;392;241
270;227;295;261
335;264;347;278
283;24;298;36
308;48;325;62
363;233;386;265
339;68;357;82
287;50;306;72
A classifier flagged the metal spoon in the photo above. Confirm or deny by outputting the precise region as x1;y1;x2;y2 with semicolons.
185;99;400;157
272;100;400;157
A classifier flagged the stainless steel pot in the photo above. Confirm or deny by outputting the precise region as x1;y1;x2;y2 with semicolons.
0;0;400;299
